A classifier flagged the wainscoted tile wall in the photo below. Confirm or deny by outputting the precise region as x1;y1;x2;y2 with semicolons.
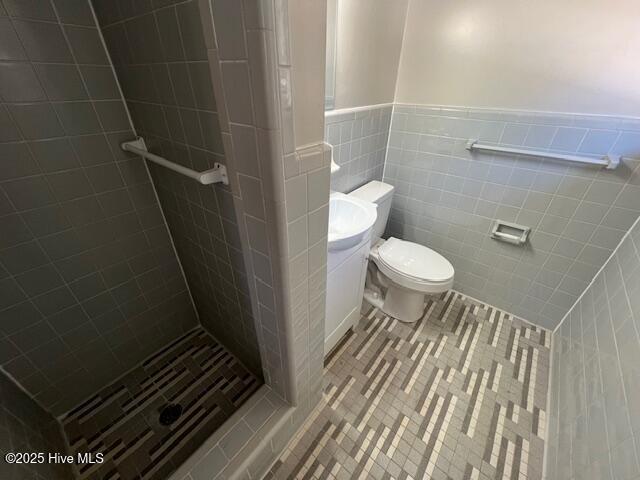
384;104;640;329
546;217;640;479
0;1;196;416
92;0;262;376
1;372;71;479
325;104;392;193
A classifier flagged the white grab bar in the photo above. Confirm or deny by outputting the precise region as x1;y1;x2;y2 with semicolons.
466;139;621;170
121;137;228;185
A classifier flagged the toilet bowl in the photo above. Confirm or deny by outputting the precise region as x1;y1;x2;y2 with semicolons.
366;237;454;321
349;181;455;322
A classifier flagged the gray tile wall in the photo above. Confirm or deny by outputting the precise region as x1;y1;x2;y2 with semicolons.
173;0;331;477
384;105;640;329
194;0;330;408
0;371;72;479
546;217;640;479
0;0;197;416
325;104;392;193
92;0;262;376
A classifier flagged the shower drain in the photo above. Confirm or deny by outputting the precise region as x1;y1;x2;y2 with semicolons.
159;403;183;426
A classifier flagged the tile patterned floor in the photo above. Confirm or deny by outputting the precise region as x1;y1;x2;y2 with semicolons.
269;290;551;480
60;328;261;480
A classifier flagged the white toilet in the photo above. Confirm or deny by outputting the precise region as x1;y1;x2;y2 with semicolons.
349;181;455;322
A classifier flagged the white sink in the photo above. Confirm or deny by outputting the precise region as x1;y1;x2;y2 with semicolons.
327;192;377;251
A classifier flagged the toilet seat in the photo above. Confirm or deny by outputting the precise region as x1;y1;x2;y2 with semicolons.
371;237;454;293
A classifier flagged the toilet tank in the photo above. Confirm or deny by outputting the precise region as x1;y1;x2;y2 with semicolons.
349;181;395;243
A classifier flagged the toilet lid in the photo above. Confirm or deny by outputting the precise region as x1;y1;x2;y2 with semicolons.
378;237;454;283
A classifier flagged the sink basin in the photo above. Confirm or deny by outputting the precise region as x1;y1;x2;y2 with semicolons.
327;192;377;251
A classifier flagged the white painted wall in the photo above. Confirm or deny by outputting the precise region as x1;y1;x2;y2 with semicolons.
395;0;640;116
333;0;408;109
290;0;327;147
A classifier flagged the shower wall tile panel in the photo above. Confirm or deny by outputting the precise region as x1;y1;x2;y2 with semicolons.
0;372;72;479
384;104;640;329
92;0;262;376
546;218;640;479
0;1;197;416
325;104;392;193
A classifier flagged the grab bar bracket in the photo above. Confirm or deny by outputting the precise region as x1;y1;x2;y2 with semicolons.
121;137;228;185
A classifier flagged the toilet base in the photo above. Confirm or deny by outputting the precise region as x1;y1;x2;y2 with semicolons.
364;254;452;323
383;284;426;322
364;283;426;323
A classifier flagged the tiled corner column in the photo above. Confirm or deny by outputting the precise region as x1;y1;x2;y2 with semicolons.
171;0;329;478
546;217;640;479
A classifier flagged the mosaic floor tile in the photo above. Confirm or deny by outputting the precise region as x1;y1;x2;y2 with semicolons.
269;290;551;480
60;328;261;480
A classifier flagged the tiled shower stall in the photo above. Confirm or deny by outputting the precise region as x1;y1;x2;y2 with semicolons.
93;0;262;376
0;0;199;417
1;0;329;479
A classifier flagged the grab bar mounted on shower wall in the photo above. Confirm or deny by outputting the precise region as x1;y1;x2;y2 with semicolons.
121;137;229;185
466;139;621;170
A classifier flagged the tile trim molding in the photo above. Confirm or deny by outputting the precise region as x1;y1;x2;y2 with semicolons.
325;102;394;117
394;103;640;123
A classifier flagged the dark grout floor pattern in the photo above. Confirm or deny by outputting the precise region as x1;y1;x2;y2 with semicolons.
60;327;261;480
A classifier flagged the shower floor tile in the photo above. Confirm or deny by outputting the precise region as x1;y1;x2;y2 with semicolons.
60;327;261;480
269;290;551;480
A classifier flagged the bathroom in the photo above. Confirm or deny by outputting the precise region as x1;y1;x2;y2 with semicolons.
0;0;638;479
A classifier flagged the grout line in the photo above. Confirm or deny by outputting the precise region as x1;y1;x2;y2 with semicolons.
552;214;640;334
